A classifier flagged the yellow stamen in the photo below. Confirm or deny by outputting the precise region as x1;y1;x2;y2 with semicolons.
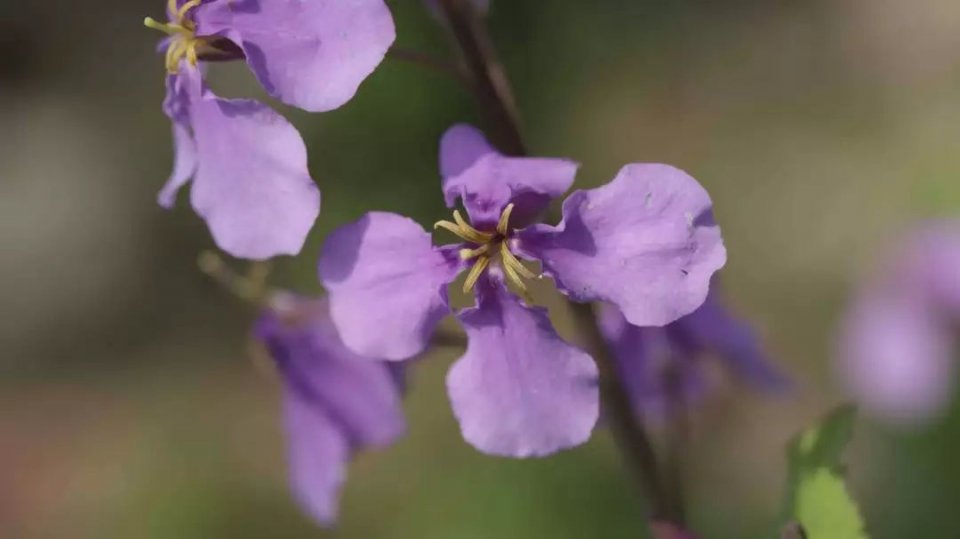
433;212;493;245
500;242;538;280
453;210;494;242
497;203;515;236
459;244;491;260
462;256;490;294
502;259;533;303
177;0;203;21
144;0;207;74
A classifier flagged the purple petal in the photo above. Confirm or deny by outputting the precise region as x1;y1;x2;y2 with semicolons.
598;304;705;418
448;276;599;457
181;65;320;259
158;122;197;208
517;163;726;327
896;221;960;316
439;123;496;178
256;295;407;447
195;0;395;112
283;391;349;526
671;290;789;390
318;212;462;360
256;295;406;526
440;124;578;228
839;292;956;425
158;73;197;208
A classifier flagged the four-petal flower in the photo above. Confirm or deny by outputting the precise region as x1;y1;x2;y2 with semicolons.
318;124;727;456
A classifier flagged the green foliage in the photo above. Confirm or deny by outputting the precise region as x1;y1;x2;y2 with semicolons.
782;405;869;539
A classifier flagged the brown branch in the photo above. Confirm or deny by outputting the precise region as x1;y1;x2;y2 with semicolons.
386;47;472;87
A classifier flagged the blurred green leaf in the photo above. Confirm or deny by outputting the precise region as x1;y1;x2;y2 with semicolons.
782;405;869;539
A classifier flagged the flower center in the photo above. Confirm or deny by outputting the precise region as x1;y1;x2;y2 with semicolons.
144;0;208;73
433;203;539;299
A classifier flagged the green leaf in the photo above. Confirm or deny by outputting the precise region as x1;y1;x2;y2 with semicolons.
781;405;869;539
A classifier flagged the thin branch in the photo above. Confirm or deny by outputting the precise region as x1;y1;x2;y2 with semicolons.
386;47;472;87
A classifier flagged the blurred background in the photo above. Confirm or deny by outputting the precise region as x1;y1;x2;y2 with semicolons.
2;0;959;537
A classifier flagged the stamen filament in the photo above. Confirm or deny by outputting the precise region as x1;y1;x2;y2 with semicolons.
500;242;538;280
177;0;203;21
144;17;177;35
459;244;491;260
462;256;490;294
433;218;493;244
502;260;533;303
497;203;515;236
453;210;494;242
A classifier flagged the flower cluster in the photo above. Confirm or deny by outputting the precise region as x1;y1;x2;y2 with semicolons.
319;124;727;456
142;1;799;533
146;0;395;259
839;221;960;425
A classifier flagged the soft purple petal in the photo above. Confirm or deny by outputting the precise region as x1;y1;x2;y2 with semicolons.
256;295;406;447
598;304;705;418
256;295;406;526
447;276;599;457
182;65;320;259
195;0;395;112
517;163;726;327
439;123;496;178
440;124;578;228
318;212;462;360
158;73;197;208
839;293;955;425
158;122;197;208
895;221;960;316
672;290;789;390
283;391;349;526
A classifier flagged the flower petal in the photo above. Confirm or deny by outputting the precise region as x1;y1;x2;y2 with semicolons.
256;295;406;447
597;304;705;418
671;290;789;390
440;124;578;228
195;0;395;112
257;295;406;526
158;73;197;208
318;212;462;360
282;391;349;526
517;163;726;327
439;123;496;178
839;292;955;425
448;276;599;457
183;65;320;259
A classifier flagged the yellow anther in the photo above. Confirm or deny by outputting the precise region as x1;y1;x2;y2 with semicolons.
500;242;538;280
459;244;491;260
497;203;515;236
462;256;490;294
453;210;494;242
433;212;493;245
145;0;206;73
502;260;533;303
177;0;203;21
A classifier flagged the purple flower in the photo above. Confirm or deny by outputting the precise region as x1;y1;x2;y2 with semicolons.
838;221;960;425
598;283;788;419
318;124;726;456
146;0;395;258
254;293;405;525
